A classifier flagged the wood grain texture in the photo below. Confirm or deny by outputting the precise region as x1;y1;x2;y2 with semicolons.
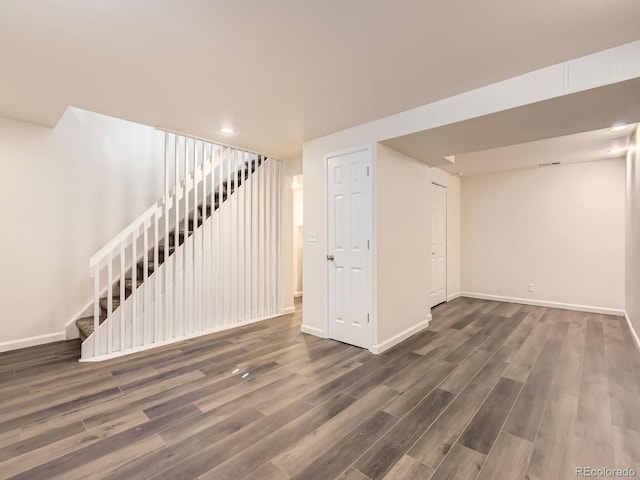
408;381;491;468
380;455;433;480
476;431;532;480
0;299;637;480
429;443;485;480
458;377;523;455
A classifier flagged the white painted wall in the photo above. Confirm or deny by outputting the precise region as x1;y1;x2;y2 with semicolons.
461;159;625;313
447;174;461;300
0;107;164;350
375;144;432;347
302;42;639;340
626;126;640;344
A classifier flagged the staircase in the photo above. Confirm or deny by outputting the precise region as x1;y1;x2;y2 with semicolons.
77;132;283;361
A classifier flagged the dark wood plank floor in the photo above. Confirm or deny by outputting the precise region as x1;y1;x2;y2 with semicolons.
1;298;639;479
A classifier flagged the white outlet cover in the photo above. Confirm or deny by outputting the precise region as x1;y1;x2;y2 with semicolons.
307;230;318;242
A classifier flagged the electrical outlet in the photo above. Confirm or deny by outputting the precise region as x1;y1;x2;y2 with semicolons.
528;283;534;292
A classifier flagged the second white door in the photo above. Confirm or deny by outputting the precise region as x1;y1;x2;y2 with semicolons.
327;149;371;349
430;183;447;307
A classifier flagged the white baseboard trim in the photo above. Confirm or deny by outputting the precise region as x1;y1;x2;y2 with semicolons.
0;332;67;353
460;292;625;316
624;311;640;353
447;291;462;302
293;291;303;298
300;324;326;338
370;315;432;355
283;306;296;315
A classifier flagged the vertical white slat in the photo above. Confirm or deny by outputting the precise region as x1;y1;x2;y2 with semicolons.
164;133;170;343
132;229;138;348
272;158;278;314
207;144;213;331
92;267;100;359
174;134;181;339
238;151;245;323
107;251;113;355
227;148;234;324
217;147;224;327
222;146;228;325
183;137;189;337
210;143;217;330
202;143;208;330
265;158;275;316
244;152;252;322
202;142;213;330
265;158;271;316
272;159;278;313
198;141;205;332
143;221;149;345
259;156;266;317
229;149;236;324
119;243;125;352
272;160;279;313
154;211;159;342
193;139;198;333
195;141;201;331
277;160;284;312
252;156;259;319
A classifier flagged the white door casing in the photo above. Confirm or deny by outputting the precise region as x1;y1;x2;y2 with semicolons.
431;182;447;307
327;148;372;349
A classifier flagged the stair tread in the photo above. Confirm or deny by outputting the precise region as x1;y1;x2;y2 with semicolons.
76;316;97;340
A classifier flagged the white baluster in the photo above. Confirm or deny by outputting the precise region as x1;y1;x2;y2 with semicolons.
174;134;180;339
277;160;284;313
131;229;137;347
143;221;149;345
92;266;100;359
107;251;113;355
119;242;125;352
154;211;159;342
164;133;170;343
266;158;272;316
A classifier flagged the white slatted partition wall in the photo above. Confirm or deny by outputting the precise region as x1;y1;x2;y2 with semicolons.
82;132;283;361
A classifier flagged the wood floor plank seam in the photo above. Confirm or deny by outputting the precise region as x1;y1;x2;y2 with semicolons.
404;321;527;473
1;300;639;479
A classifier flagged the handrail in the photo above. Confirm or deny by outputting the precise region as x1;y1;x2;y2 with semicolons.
89;200;162;272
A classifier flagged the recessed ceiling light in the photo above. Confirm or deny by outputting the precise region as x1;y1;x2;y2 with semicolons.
220;127;234;135
610;123;628;132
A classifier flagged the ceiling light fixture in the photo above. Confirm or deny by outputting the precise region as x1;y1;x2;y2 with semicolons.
220;127;234;135
610;123;628;132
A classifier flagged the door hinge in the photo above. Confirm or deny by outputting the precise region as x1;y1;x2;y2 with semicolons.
366;166;370;176
367;313;370;323
367;240;370;250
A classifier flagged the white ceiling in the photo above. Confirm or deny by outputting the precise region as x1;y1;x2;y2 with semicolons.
1;1;640;159
438;125;634;177
382;77;640;167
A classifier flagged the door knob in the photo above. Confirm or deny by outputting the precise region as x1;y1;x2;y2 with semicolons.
327;255;335;261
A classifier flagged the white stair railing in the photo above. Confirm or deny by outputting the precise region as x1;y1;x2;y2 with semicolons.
81;131;283;361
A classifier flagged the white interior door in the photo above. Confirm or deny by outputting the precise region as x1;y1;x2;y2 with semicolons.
430;183;447;307
327;149;371;349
